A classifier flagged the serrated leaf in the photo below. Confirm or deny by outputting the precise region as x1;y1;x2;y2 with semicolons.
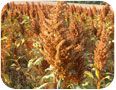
84;71;94;79
57;78;62;89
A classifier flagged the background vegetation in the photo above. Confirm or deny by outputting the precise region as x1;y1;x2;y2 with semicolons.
1;1;114;89
68;1;106;5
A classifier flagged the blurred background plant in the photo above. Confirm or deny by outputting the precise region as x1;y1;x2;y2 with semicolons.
1;1;114;89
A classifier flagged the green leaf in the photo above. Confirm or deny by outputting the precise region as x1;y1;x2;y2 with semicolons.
38;83;48;89
34;87;39;89
84;71;94;79
33;43;38;47
82;82;89;87
16;67;21;71
72;84;82;89
76;86;82;89
21;19;26;24
21;38;25;44
72;84;77;89
57;78;62;89
42;73;54;81
28;60;33;68
92;68;96;71
28;57;37;68
9;59;18;62
112;40;114;43
16;42;20;47
10;63;17;69
10;63;17;67
105;82;112;87
84;85;95;89
70;69;77;74
36;76;41;79
2;74;10;84
33;56;44;65
1;36;8;40
45;65;54;72
101;76;111;83
2;49;10;56
106;72;114;76
95;68;100;79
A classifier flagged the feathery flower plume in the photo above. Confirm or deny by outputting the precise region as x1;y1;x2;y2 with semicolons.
69;16;86;85
102;3;110;17
31;18;40;35
94;27;109;71
38;1;86;86
92;6;96;16
94;26;110;89
89;8;93;19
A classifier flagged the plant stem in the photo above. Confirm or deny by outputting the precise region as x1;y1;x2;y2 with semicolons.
97;71;101;89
